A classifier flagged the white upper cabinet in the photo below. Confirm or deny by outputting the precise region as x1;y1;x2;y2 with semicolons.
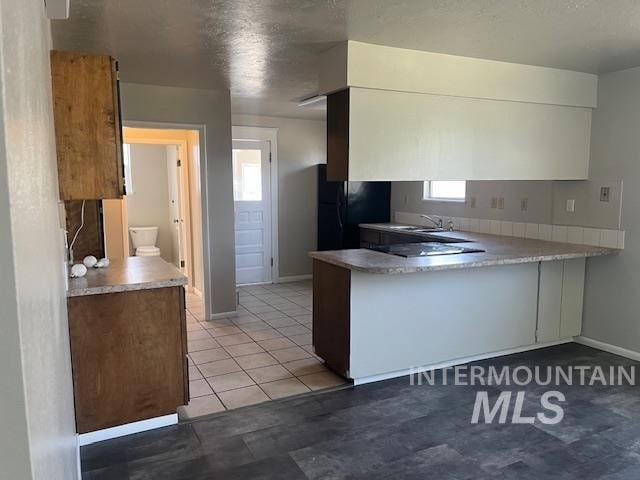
321;41;597;182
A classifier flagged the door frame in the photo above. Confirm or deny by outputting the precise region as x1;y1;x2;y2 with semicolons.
122;130;190;276
231;126;279;283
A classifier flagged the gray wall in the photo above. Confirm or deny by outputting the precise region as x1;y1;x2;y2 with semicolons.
127;144;174;263
232;114;326;278
581;67;640;351
0;0;78;478
392;178;622;229
392;180;554;224
121;83;236;315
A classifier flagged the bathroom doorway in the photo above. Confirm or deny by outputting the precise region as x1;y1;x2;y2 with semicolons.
103;127;205;298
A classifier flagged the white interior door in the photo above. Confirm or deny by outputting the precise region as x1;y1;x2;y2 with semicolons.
166;145;184;270
233;140;272;285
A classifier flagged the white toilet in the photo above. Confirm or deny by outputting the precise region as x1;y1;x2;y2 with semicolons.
129;226;161;257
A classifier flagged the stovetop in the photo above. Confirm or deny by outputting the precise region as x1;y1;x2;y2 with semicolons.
370;242;485;258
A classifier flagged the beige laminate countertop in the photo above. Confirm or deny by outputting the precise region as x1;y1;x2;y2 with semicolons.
67;256;187;297
308;223;618;274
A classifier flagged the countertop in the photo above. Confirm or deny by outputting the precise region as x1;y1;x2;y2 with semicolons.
308;223;618;274
67;256;187;297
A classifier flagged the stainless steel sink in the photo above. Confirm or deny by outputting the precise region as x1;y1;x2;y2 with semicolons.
387;225;444;233
412;227;445;233
387;225;418;230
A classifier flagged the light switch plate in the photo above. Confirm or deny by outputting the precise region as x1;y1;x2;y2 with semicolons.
566;199;575;212
497;197;504;209
520;198;528;211
469;197;476;208
491;197;497;209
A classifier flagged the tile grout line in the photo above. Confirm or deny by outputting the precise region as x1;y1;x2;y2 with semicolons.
183;280;340;416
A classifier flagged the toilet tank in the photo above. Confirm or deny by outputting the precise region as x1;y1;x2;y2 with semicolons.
129;226;158;249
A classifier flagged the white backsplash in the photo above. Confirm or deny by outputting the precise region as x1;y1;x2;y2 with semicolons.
395;211;625;249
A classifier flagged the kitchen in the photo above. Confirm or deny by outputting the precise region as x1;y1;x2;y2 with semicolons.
310;41;622;385
3;2;640;480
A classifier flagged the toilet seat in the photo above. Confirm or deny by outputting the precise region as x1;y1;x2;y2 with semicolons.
136;246;161;257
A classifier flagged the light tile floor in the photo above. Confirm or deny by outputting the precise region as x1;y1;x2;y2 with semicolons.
177;280;347;419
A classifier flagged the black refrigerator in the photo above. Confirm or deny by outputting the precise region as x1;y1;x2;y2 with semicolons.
317;164;391;250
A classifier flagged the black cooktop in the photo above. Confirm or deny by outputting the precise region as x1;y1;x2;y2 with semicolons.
370;242;485;258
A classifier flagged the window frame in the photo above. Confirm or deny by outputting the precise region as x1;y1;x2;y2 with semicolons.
123;143;133;195
422;180;467;203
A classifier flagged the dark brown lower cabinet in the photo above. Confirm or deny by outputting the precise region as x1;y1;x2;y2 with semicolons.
68;286;188;433
312;260;351;376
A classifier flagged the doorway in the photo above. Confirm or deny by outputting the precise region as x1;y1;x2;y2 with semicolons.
232;132;277;285
102;127;205;299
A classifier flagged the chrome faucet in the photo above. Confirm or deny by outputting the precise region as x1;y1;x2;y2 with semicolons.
446;219;455;231
420;214;443;229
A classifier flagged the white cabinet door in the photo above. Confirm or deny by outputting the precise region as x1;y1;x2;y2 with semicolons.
232;140;271;285
537;259;586;342
537;261;563;343
560;258;586;338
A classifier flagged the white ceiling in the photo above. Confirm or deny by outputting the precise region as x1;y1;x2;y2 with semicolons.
52;0;640;120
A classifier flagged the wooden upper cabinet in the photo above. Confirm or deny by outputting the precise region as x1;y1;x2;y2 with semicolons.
51;51;124;200
326;89;350;181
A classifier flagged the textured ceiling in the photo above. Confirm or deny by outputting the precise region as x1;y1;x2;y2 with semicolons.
52;0;640;119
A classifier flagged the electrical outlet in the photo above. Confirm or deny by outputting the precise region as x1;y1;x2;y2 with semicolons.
566;199;575;212
491;197;498;209
520;198;528;211
498;197;504;210
600;187;610;202
469;196;476;208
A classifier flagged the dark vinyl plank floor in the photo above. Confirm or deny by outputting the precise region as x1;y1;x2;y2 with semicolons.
82;343;640;480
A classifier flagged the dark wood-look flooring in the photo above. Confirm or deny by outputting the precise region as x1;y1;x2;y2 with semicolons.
82;343;640;479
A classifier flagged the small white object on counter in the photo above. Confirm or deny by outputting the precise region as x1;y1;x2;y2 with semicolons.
70;263;88;278
83;255;98;268
95;258;110;268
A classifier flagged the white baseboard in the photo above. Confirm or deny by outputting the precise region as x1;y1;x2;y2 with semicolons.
575;336;640;362
77;414;178;446
276;274;312;283
352;338;573;385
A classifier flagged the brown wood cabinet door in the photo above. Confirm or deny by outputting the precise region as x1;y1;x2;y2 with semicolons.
68;287;186;433
327;89;350;181
179;287;189;404
51;51;124;200
312;260;350;376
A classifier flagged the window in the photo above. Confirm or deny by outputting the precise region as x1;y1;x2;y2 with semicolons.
232;148;262;201
423;181;466;202
123;143;133;194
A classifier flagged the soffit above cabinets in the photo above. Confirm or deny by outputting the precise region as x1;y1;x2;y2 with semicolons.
319;41;598;108
347;87;591;182
322;42;594;182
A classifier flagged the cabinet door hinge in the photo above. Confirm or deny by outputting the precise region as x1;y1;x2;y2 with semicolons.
180;260;185;268
269;152;272;163
270;257;274;267
177;159;182;167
